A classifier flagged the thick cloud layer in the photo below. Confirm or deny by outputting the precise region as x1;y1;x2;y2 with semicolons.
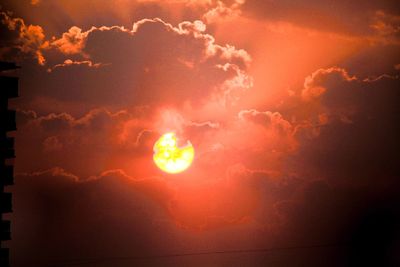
1;1;399;266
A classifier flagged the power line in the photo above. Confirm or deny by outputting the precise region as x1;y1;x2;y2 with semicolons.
32;242;349;267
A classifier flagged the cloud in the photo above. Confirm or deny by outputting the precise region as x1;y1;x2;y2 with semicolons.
42;136;63;152
276;179;400;266
51;18;251;67
362;73;399;82
242;0;400;36
217;63;253;107
15;108;138;177
293;66;399;140
15;108;227;179
23;108;132;136
50;17;252;67
203;0;245;23
238;109;292;135
13;162;297;235
6;162;309;267
15;103;304;232
17;18;250;110
301;67;356;101
0;11;49;64
47;59;107;72
370;10;400;40
16;109;38;125
51;26;90;55
18;167;80;183
51;24;133;56
234;109;298;166
11;167;176;265
300;66;399;114
295;66;400;182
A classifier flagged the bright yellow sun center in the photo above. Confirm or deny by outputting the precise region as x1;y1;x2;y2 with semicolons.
153;132;194;174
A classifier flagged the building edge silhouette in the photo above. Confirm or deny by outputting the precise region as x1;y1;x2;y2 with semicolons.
0;61;19;267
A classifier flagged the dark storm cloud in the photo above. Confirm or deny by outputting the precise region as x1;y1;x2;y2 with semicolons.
8;167;307;266
10;166;400;266
295;67;400;182
11;168;176;267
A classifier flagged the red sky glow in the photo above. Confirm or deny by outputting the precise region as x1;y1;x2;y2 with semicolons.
1;0;399;266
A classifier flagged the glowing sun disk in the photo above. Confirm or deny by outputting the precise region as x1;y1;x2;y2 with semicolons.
153;132;194;174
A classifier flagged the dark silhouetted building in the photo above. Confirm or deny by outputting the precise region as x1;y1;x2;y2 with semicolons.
0;61;18;267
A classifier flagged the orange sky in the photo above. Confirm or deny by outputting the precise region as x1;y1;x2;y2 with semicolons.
1;0;400;266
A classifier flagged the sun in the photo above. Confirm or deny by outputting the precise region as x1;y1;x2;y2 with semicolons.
153;132;194;174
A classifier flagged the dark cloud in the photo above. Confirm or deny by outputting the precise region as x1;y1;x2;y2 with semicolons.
243;0;400;36
277;180;400;266
14;18;252;112
10;168;175;267
238;109;292;135
295;67;400;183
0;11;48;64
15;108;144;177
12;166;400;266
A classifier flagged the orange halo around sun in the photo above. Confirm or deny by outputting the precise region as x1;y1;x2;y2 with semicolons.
153;132;194;174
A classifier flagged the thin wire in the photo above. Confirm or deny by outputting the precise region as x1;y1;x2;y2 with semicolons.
35;242;349;267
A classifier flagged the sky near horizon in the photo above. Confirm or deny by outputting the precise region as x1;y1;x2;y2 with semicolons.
1;0;400;266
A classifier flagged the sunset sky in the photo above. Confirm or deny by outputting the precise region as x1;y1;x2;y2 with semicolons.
1;0;400;266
